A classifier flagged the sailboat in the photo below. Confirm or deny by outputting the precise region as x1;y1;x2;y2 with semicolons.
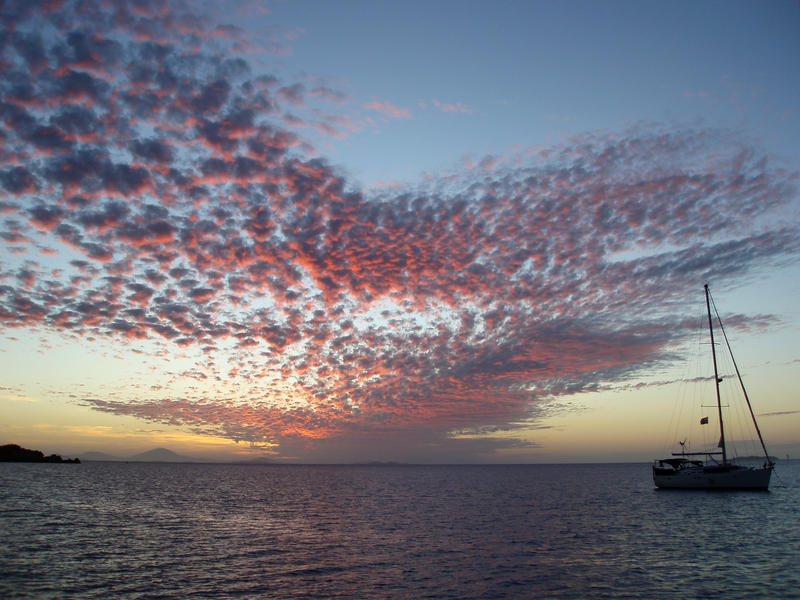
652;284;774;490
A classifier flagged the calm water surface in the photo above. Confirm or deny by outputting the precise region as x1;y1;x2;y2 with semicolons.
2;462;799;599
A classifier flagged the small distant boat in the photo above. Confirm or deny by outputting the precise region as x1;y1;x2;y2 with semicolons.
652;284;774;490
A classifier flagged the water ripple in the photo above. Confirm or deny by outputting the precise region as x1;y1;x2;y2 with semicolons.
2;462;799;599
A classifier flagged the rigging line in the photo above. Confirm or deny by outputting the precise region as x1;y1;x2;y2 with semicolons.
708;290;773;465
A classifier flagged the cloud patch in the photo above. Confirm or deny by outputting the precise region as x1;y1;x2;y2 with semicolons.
363;100;412;120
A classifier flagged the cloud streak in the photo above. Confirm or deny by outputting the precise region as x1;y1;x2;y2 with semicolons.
363;100;412;120
432;99;472;114
1;0;798;460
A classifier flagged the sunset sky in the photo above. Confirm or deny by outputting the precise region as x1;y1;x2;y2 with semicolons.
1;0;798;463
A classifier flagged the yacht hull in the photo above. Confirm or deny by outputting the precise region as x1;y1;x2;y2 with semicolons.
652;464;772;490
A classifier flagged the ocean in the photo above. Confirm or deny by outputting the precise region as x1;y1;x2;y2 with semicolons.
2;461;799;599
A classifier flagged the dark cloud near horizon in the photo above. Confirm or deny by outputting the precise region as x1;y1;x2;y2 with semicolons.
1;0;798;461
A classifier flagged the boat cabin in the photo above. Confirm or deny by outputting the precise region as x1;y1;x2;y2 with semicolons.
653;458;702;475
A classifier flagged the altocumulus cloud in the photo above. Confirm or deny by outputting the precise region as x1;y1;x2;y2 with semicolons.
1;0;798;460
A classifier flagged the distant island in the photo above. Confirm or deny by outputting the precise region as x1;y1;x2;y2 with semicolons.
81;447;211;463
80;447;277;464
1;444;80;463
128;447;193;462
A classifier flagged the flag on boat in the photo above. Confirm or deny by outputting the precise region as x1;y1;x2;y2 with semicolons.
700;416;709;424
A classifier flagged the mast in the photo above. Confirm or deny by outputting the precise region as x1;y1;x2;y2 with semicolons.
705;283;727;464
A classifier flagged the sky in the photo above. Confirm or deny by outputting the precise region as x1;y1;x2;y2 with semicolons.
1;0;799;463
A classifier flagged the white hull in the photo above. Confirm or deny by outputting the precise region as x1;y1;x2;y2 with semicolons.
653;464;772;490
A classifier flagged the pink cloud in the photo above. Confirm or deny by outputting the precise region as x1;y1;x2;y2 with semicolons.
363;100;412;120
432;99;473;114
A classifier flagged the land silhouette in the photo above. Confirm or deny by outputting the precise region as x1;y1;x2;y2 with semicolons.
0;444;80;463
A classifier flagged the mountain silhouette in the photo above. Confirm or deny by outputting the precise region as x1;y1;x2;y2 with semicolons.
128;448;196;462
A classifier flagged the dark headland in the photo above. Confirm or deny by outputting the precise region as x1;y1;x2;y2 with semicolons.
0;444;80;463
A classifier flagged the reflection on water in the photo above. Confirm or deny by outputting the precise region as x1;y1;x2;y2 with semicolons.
2;462;799;598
